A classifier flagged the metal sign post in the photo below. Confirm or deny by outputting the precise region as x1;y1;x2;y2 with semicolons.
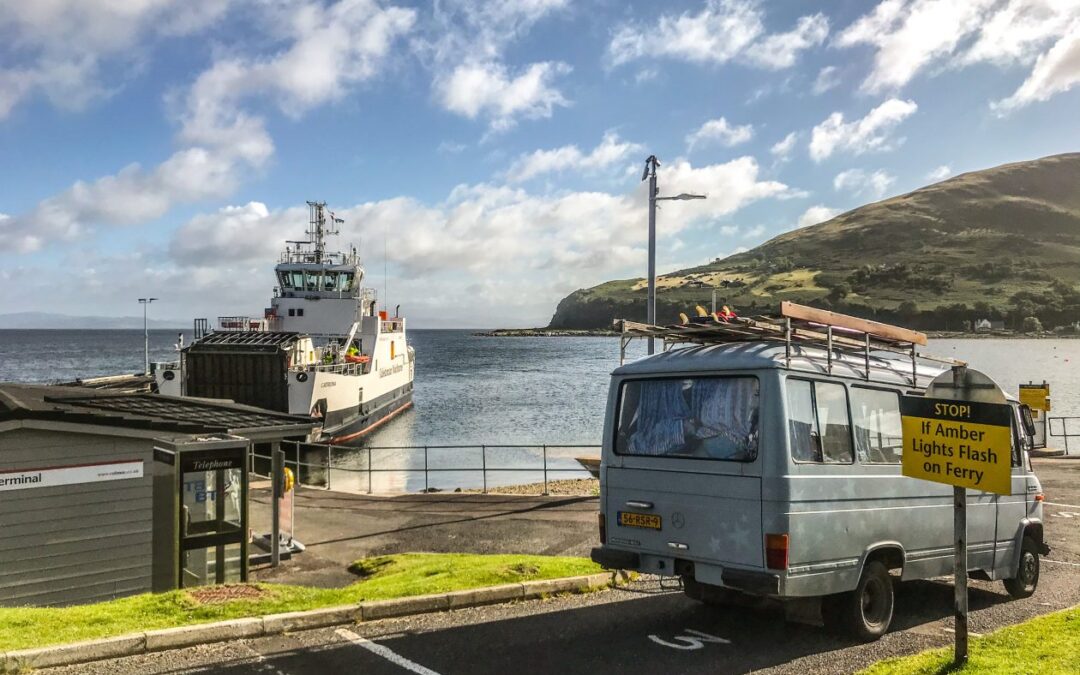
953;484;967;664
901;365;1012;667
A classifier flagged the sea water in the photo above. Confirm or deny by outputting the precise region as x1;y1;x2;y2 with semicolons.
2;330;1077;491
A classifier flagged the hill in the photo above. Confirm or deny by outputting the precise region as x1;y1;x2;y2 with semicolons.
549;152;1080;331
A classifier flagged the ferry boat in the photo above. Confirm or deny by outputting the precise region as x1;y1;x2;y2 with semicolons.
155;202;414;444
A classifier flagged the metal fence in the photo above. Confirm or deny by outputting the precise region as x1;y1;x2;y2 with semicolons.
1048;417;1079;455
250;441;601;495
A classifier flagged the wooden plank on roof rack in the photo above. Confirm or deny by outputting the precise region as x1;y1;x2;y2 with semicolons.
780;301;927;346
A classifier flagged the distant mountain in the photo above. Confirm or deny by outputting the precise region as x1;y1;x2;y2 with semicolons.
0;312;189;329
549;152;1080;331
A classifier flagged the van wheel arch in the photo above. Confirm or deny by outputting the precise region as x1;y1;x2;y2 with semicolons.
861;545;905;577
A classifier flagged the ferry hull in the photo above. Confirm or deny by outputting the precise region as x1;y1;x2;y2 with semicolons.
320;384;413;444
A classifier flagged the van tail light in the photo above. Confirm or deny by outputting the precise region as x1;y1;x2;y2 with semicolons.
1034;493;1044;502
598;513;607;544
766;534;789;570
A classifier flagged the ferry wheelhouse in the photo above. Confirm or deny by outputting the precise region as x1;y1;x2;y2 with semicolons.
155;202;414;444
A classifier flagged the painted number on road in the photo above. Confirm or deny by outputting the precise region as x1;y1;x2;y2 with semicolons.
648;629;731;651
1052;510;1080;518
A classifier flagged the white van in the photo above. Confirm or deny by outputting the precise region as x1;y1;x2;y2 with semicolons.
591;306;1047;641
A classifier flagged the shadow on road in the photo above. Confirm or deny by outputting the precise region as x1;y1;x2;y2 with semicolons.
203;576;1020;675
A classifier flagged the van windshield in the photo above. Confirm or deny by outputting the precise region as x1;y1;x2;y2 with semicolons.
615;377;759;461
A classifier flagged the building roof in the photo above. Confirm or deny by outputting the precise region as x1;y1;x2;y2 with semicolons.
0;383;316;437
613;342;948;388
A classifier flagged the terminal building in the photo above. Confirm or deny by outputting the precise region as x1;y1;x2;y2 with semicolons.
0;384;315;607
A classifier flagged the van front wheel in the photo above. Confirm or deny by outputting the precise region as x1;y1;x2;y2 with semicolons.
822;561;894;642
1003;536;1039;599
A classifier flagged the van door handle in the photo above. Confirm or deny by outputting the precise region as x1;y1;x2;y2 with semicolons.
625;500;653;509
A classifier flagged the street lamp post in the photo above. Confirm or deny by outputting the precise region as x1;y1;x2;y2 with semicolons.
641;155;707;355
139;298;158;375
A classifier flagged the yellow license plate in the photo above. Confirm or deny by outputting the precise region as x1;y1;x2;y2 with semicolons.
618;511;661;530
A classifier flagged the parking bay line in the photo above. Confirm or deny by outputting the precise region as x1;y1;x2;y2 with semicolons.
1042;559;1080;567
1043;502;1080;509
336;628;443;675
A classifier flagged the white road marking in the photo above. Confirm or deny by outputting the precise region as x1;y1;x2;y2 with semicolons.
1044;502;1080;509
648;629;731;650
1043;559;1080;567
336;628;443;675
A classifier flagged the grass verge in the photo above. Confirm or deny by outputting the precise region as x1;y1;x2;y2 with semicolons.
0;553;602;652
859;606;1080;674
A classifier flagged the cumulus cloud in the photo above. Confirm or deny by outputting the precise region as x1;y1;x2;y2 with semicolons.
0;0;416;253
608;0;826;70
165;156;799;323
770;131;798;160
812;65;842;94
0;0;232;119
798;205;841;227
420;0;572;130
434;60;571;131
993;22;1080;112
685;117;754;150
926;164;952;181
833;168;896;199
741;224;766;239
744;13;830;69
809;98;918;162
835;0;1080;109
505;132;643;183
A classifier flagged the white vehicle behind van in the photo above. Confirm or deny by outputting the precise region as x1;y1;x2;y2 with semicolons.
591;304;1047;641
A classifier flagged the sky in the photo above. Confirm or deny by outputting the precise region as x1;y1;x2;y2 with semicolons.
1;0;1079;328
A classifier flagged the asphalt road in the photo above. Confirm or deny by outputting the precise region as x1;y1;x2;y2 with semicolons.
46;458;1080;675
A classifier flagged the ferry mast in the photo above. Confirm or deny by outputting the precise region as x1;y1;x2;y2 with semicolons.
287;201;344;265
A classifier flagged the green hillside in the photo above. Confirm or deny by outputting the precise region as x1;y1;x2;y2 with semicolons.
549;152;1080;331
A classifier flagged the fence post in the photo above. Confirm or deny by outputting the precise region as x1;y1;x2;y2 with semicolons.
542;445;549;496
367;447;373;494
326;444;332;491
296;442;301;488
482;445;487;494
421;444;429;492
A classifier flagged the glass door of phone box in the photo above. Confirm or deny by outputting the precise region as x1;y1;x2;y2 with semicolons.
152;435;249;591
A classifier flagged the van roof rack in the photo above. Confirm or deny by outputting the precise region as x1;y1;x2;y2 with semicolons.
615;301;963;386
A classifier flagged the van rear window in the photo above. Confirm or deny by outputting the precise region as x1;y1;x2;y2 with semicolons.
615;377;759;461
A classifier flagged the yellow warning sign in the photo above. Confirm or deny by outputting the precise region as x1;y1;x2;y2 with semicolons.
901;397;1013;495
1018;384;1050;412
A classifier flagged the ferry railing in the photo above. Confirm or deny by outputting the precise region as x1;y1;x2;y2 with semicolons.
1047;417;1080;455
250;442;601;496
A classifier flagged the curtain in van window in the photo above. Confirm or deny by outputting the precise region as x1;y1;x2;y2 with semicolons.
688;378;759;459
787;379;818;462
627;380;690;455
851;388;903;463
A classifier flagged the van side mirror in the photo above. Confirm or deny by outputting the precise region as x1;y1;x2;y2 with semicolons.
1019;404;1037;438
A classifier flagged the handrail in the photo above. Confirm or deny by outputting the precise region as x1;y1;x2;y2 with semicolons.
250;442;600;496
1048;416;1079;455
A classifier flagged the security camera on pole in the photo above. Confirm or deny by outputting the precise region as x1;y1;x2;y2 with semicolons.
641;155;706;355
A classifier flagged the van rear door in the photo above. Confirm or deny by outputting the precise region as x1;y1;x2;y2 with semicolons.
604;375;764;569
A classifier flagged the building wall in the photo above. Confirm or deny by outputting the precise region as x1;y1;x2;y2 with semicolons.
0;427;154;607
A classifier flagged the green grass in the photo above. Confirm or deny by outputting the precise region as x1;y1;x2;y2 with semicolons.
859;606;1080;674
0;553;601;652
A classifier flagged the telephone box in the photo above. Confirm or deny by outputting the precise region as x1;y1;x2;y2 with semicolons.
152;435;250;590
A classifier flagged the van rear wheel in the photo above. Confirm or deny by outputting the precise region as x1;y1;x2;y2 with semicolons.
822;561;894;642
1003;536;1040;599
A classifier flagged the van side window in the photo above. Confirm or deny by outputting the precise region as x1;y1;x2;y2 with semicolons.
615;377;760;461
851;387;903;463
787;379;853;464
